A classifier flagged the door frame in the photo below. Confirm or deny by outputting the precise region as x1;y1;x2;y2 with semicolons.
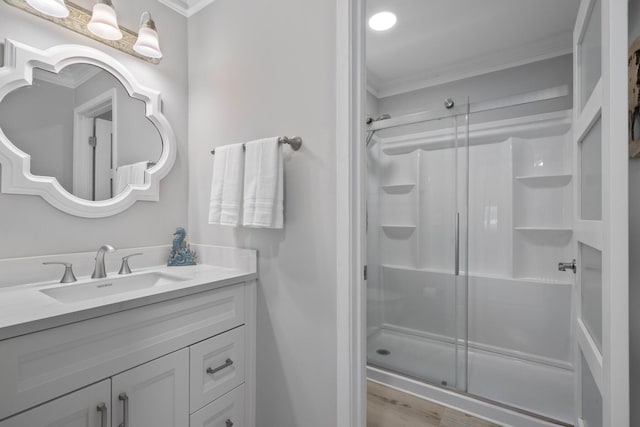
335;1;630;427
600;0;629;424
72;88;118;199
336;0;366;426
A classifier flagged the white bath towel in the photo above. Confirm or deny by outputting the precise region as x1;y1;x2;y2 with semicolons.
208;143;245;226
242;137;283;228
115;161;148;193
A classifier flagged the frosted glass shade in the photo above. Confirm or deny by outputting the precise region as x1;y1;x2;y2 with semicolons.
87;2;122;41
26;0;69;18
134;26;162;59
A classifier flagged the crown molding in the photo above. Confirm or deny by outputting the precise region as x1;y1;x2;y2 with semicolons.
33;65;101;89
156;0;215;17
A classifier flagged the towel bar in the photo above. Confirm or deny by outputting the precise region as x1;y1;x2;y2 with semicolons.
210;136;302;155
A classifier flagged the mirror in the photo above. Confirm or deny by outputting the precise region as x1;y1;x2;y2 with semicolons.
0;39;176;217
0;64;162;201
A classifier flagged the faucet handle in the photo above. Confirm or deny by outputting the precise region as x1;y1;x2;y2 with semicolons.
118;253;143;275
43;262;77;283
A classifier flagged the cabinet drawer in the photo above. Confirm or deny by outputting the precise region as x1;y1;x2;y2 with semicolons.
0;284;245;421
190;326;245;413
190;385;245;427
0;379;110;427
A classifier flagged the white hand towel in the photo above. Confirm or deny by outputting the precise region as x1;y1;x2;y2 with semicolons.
208;143;245;226
242;137;284;228
115;161;148;193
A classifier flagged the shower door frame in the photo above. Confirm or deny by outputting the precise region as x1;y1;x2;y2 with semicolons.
363;90;576;427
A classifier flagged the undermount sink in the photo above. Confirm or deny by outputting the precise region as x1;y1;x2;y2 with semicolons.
39;271;190;303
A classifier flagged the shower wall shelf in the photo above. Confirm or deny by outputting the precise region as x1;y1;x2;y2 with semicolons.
511;130;573;283
381;225;416;236
515;174;572;185
381;184;416;194
514;227;573;232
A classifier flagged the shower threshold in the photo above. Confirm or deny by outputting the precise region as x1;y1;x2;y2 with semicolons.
367;365;572;427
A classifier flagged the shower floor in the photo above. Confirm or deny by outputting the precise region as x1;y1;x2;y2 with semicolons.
368;380;502;427
367;327;573;425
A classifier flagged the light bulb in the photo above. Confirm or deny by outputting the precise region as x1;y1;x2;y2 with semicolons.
133;12;163;59
87;0;122;41
25;0;69;18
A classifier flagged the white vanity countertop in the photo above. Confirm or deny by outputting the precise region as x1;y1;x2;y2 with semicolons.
0;262;257;341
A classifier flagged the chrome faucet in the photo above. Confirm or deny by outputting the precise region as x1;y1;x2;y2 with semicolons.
92;245;115;279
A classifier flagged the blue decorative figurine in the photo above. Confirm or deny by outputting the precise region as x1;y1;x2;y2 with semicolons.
168;227;197;266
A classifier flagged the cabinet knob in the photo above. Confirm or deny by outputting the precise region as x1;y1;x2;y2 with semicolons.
226;420;234;427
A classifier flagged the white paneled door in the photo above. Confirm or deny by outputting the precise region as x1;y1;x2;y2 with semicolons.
571;0;628;426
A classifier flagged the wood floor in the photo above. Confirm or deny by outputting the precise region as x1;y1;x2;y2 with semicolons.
367;381;503;427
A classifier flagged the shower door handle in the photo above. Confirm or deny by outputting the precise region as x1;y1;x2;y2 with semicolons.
455;212;460;276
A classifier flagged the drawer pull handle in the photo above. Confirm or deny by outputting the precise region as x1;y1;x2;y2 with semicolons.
118;393;129;427
206;358;234;375
97;403;107;427
226;420;234;427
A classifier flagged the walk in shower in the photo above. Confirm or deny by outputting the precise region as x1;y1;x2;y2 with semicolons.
365;87;575;426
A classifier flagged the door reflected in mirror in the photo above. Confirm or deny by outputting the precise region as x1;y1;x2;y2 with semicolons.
0;63;162;201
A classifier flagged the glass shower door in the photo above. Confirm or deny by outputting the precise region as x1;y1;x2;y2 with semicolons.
366;112;469;391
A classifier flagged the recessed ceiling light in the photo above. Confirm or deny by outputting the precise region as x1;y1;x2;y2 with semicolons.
369;11;397;31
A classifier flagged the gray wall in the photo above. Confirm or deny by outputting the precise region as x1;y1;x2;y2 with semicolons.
187;0;337;426
629;0;640;420
373;54;573;137
0;0;188;258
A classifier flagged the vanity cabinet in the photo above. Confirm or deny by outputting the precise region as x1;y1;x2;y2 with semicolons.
0;380;111;427
0;281;256;427
111;348;189;427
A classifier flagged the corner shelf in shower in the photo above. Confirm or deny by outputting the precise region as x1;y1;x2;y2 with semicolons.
515;174;572;186
514;227;572;232
381;183;416;194
381;225;416;239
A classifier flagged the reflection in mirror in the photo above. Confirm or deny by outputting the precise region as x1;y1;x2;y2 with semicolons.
0;63;162;201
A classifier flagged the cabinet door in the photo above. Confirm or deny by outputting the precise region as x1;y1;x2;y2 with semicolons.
0;380;110;427
112;349;189;427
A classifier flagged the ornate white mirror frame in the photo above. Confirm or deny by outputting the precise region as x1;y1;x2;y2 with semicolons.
0;39;176;218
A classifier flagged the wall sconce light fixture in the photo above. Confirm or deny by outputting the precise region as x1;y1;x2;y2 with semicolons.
133;12;162;59
87;0;122;41
3;0;163;64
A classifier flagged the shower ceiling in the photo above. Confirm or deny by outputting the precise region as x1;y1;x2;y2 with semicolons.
366;0;580;97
